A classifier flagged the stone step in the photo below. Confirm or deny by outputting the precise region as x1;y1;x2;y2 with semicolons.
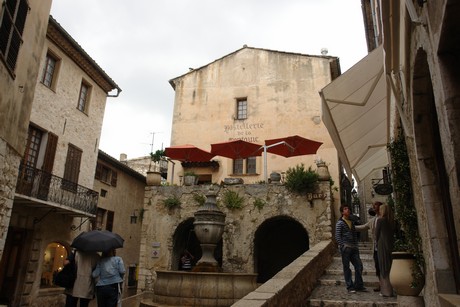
318;274;380;288
306;284;398;307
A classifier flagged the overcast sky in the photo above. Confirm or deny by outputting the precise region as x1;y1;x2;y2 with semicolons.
50;0;367;160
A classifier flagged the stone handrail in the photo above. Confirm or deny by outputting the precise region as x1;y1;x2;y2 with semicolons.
232;240;336;307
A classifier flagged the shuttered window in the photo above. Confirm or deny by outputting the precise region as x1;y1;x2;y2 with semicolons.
0;0;29;75
23;126;42;169
95;162;118;187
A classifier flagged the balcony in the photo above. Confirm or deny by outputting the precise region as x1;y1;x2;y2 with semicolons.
15;165;98;217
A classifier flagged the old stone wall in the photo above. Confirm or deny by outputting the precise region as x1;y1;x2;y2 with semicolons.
0;140;21;259
138;178;332;292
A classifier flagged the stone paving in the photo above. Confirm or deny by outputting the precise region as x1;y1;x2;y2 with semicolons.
306;243;398;306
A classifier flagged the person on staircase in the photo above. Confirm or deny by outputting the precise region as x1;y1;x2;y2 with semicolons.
375;204;395;297
335;204;367;293
355;201;382;292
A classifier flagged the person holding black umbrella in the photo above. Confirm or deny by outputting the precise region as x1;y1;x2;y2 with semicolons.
92;249;125;307
64;250;100;307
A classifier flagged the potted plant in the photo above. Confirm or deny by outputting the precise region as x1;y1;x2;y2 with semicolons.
387;133;425;296
183;171;198;186
146;149;165;186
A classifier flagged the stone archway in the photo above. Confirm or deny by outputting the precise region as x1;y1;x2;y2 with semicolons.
411;48;460;293
254;216;309;283
171;218;223;271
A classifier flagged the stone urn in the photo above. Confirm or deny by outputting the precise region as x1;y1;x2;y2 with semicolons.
184;175;198;186
316;161;330;181
389;252;425;296
269;171;281;183
193;186;226;272
146;171;161;186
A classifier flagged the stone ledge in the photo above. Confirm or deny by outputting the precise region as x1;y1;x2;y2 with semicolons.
232;240;335;307
439;294;460;307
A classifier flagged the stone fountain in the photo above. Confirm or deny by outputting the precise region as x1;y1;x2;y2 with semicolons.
146;187;258;307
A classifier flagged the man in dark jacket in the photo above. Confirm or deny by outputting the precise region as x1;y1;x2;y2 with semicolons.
335;204;366;293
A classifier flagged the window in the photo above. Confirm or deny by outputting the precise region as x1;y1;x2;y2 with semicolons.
40;242;68;288
236;98;247;120
22;126;43;169
246;157;257;174
63;144;82;191
100;189;107;197
233;157;257;175
0;0;29;74
41;52;58;88
77;81;91;113
93;208;114;231
95;163;118;187
233;158;243;174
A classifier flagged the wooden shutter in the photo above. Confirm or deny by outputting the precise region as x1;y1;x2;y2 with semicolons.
111;171;117;187
63;144;82;184
42;133;58;174
95;163;103;180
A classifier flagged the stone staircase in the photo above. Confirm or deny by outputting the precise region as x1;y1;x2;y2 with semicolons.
306;242;398;306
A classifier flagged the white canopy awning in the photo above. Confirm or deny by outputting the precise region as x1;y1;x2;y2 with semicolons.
320;46;389;182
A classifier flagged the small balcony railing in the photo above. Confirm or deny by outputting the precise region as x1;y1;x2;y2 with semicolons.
15;165;98;215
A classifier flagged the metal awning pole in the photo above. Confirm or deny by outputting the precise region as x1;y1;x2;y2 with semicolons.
262;141;293;183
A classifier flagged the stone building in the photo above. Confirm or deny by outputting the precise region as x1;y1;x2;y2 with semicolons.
0;16;120;306
322;1;460;306
138;164;333;298
93;150;146;296
0;1;53;304
167;46;342;206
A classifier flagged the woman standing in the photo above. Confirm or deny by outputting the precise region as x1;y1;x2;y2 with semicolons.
92;249;125;307
375;204;395;297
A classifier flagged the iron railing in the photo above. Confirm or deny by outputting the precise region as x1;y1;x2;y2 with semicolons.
15;165;98;215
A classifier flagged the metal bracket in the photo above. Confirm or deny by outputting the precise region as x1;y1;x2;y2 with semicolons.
33;208;57;225
71;217;90;231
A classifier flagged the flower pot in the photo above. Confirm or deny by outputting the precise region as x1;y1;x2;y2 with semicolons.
389;252;424;296
146;171;162;186
269;172;281;183
184;175;197;186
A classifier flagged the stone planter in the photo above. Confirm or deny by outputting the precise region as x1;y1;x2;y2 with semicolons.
146;171;161;186
269;171;281;183
184;175;198;186
389;252;424;296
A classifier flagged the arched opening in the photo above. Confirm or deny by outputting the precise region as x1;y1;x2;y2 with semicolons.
412;48;460;292
171;218;223;271
40;242;70;288
254;216;309;283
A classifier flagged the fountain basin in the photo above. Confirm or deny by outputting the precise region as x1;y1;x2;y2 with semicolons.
148;270;258;306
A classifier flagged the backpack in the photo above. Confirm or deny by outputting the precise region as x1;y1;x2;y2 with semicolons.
54;252;77;288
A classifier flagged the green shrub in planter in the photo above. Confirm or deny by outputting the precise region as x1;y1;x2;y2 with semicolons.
284;164;319;195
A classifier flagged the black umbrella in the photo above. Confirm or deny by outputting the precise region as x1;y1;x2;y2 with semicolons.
71;230;124;253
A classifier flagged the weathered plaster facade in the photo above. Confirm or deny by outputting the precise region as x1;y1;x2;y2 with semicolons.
137;168;333;293
0;0;52;262
168;47;341;200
